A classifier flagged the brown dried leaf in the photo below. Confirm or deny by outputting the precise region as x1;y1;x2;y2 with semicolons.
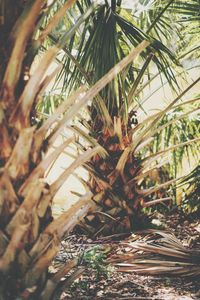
0;222;30;273
24;236;60;288
0;107;12;159
0;171;19;222
6;181;44;237
1;0;46;109
5;127;35;180
19;137;74;197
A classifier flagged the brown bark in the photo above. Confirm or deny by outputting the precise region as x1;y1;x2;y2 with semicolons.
0;0;24;84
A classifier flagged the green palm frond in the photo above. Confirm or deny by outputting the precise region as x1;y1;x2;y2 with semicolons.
132;0;200;60
53;1;181;117
170;0;200;59
171;0;200;18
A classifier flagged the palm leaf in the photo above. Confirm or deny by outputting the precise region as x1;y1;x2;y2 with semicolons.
113;230;200;276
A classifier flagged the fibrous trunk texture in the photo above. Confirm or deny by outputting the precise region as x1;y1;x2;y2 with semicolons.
0;1;96;299
79;112;149;236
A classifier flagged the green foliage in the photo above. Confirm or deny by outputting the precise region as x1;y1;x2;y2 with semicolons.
42;0;182;117
70;246;113;294
70;278;90;292
37;93;65;116
145;104;200;179
81;246;113;279
179;163;200;213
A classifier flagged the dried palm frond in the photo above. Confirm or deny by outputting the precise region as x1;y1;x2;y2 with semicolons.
112;230;200;277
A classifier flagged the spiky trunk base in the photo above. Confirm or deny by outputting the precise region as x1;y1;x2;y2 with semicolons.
76;115;150;236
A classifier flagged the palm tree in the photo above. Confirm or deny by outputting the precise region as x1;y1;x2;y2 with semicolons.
74;75;200;236
60;0;180;93
0;1;96;298
49;0;199;235
0;0;149;298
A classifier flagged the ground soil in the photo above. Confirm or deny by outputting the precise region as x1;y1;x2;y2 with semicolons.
52;211;200;300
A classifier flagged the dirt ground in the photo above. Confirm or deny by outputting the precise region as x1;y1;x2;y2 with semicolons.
52;211;200;300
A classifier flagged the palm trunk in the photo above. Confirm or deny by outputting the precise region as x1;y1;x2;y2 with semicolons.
0;0;23;84
0;2;96;298
79;114;149;236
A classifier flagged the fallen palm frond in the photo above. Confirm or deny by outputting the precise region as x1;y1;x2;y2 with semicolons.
111;230;200;276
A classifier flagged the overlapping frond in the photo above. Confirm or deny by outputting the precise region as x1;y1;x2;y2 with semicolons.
49;0;182;117
112;230;200;276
